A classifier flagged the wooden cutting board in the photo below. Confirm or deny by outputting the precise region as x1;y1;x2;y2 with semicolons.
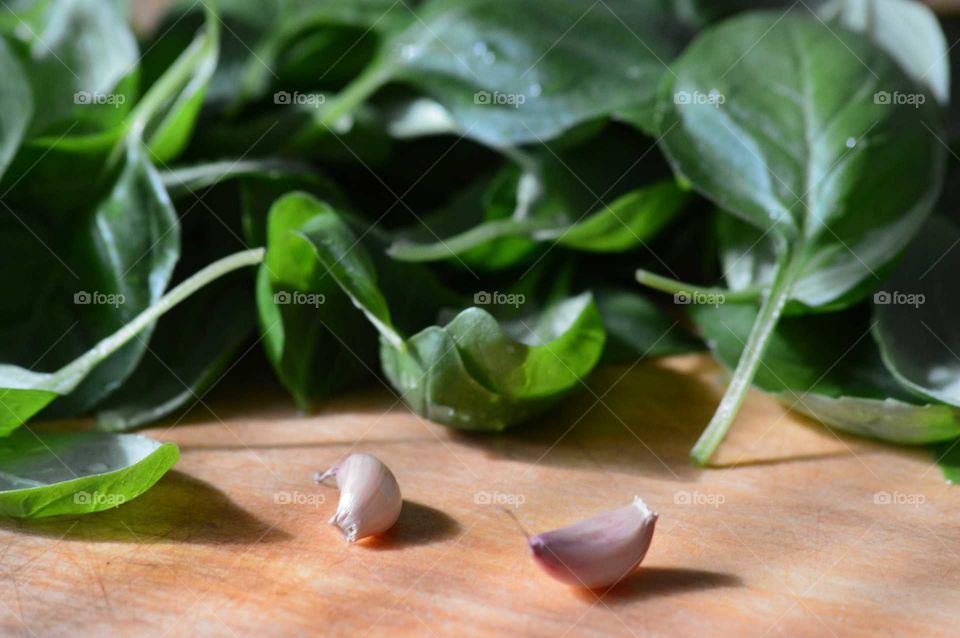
1;354;957;637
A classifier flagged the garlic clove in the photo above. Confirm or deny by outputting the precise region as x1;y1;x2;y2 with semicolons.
315;453;402;542
529;496;657;589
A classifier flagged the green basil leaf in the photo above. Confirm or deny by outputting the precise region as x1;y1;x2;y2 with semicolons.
792;394;960;445
128;3;219;162
259;192;604;427
872;217;960;407
295;0;688;147
0;431;178;518
595;288;701;364
654;11;945;463
95;272;255;431
715;213;903;313
3;6;219;210
257;266;377;409
386;169;544;268
1;129;121;216
47;143;181;417
819;0;949;105
0;143;177;417
257;190;457;407
541;180;689;252
0;37;31;181
11;0;138;136
382;293;606;430
391;0;686;143
0;370;59;438
152;0;408;109
268;192;401;347
257;192;386;407
239;170;348;247
934;439;960;484
0;248;264;436
389;127;686;266
690;303;960;445
658;12;943;305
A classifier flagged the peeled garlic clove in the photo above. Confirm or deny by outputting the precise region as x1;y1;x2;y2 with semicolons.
529;496;657;589
315;453;402;542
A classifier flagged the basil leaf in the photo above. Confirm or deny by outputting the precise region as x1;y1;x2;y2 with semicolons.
41;143;181;417
257;191;456;407
389;182;686;264
266;192;401;347
690;303;960;444
393;0;685;143
295;0;688;147
0;370;59;438
382;293;606;430
1;130;121;217
389;127;687;266
934;439;960;484
0;248;264;436
0;143;178;419
11;0;138;136
0;431;178;518
715;213;903;313
296;211;401;348
654;11;945;463
872;217;960;407
127;3;219;162
257;198;379;408
260;192;605;427
95;272;255;431
153;0;407;109
659;12;943;304
793;395;960;445
387;170;544;268
819;0;949;105
0;38;31;181
239;170;348;247
595;288;701;364
2;7;219;213
541;181;689;252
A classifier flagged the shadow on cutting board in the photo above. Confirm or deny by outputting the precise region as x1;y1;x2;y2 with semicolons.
449;358;720;480
359;500;462;550
164;353;867;475
0;471;291;545
451;355;865;477
581;567;741;605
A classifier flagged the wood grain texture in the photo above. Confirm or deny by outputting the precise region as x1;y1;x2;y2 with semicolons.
1;354;957;637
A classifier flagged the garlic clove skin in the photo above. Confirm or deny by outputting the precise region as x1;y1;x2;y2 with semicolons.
315;453;402;542
529;496;657;589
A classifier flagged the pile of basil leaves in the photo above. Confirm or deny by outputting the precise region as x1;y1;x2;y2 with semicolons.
2;0;959;518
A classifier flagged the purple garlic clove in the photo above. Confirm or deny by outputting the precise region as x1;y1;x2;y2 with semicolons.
529;496;658;589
